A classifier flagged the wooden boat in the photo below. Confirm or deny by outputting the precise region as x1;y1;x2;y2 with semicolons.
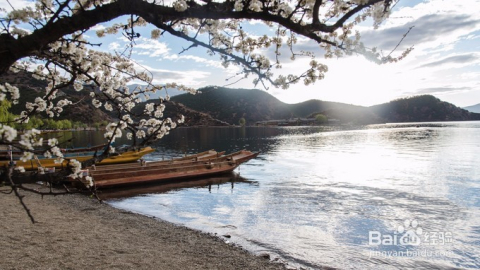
0;144;107;160
90;149;224;171
1;147;155;170
88;150;235;172
86;150;259;188
59;144;108;154
97;173;251;200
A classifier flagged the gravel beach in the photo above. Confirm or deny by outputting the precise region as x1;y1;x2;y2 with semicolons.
1;186;285;270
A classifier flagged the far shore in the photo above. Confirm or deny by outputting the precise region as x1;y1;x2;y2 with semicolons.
1;185;286;270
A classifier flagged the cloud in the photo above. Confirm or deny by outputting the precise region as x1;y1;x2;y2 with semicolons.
415;86;472;95
417;53;479;69
164;54;223;69
132;38;170;57
260;1;480;65
109;42;121;50
362;14;480;51
134;64;210;86
90;24;106;31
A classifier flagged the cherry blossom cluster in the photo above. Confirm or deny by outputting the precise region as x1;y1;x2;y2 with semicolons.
0;0;409;189
163;0;403;89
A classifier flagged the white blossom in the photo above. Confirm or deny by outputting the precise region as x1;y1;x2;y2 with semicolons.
173;0;188;12
20;151;34;162
178;115;185;124
104;102;113;111
51;146;63;158
0;125;18;142
136;130;146;139
248;0;262;12
68;159;82;179
19;129;41;150
85;176;94;188
0;0;404;189
151;29;161;39
48;138;58;147
92;99;102;108
234;0;244;11
15;166;26;173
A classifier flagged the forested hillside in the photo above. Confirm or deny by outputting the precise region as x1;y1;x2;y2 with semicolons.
0;70;112;124
371;95;480;122
172;87;480;125
3;72;479;127
171;87;292;125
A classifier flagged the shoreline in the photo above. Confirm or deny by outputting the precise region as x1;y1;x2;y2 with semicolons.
1;186;286;270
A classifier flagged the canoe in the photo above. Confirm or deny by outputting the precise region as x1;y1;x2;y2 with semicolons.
97;173;251;200
86;150;259;188
2;147;155;170
89;149;224;171
59;144;108;154
0;144;108;160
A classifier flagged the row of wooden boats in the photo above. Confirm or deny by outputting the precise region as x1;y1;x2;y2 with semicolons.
83;149;259;188
3;144;259;189
1;146;155;170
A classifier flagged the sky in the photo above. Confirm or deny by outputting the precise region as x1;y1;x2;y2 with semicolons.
3;0;480;107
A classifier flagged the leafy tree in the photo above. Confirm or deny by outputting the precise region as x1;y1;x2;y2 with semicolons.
42;118;57;130
0;99;14;123
239;117;246;126
0;0;410;220
72;121;87;129
315;114;328;124
17;116;44;130
59;120;73;130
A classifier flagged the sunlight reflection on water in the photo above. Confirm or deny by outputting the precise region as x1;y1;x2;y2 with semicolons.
106;122;480;269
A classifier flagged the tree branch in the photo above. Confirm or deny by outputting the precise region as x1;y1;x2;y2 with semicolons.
6;166;36;223
0;0;386;74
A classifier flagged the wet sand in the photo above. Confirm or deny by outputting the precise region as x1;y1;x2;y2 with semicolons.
1;186;285;270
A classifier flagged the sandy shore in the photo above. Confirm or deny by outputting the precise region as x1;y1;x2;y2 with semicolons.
1;186;285;270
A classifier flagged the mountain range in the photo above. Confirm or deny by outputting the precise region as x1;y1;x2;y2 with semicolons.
2;71;479;126
463;103;480;113
170;86;480;125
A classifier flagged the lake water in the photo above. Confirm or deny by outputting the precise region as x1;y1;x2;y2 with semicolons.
91;122;480;269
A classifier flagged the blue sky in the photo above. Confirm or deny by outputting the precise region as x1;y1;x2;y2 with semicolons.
4;0;480;107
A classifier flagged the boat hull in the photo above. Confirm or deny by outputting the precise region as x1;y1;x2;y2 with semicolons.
88;151;259;188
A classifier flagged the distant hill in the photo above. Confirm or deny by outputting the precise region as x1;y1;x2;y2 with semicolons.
127;84;184;100
170;87;377;125
464;103;480;113
172;87;480;125
3;71;479;126
370;95;480;122
171;87;293;125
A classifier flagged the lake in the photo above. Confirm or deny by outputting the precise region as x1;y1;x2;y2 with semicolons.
78;122;479;269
